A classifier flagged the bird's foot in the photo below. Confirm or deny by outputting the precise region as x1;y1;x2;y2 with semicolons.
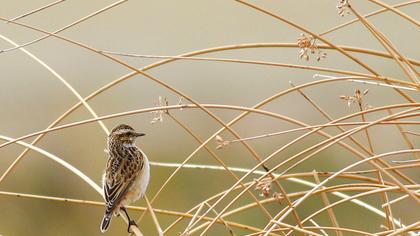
128;220;138;233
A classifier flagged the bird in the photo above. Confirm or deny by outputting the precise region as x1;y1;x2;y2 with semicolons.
100;124;150;233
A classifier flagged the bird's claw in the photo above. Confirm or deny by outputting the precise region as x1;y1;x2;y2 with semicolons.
128;220;137;233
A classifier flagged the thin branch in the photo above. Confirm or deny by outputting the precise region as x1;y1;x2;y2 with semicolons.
320;1;420;36
0;0;128;53
102;47;420;68
0;135;101;194
382;189;420;208
182;202;206;236
347;79;417;91
0;12;279;190
204;202;236;236
143;195;163;236
233;0;379;75
267;149;420;236
366;0;420;27
6;0;66;23
313;171;342;236
308;220;328;236
0;191;265;234
0;33;109;183
403;131;420;137
143;112;272;219
348;4;419;83
386;221;420;236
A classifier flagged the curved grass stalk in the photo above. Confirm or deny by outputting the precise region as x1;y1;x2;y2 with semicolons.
102;44;420;67
233;0;379;75
0;25;150;236
184;178;416;235
1;41;414;213
137;113;272;220
250;226;377;236
269;222;324;236
1;101;415;149
312;171;342;236
0;33;108;133
143;196;163;236
1;104;418;191
187;183;419;235
150;162;417;186
0;15;308;226
307;220;328;236
232;0;417;104
1;103;417;188
386;221;420;236
197;107;420;236
0;58;414;235
0;42;406;234
2;42;415;202
6;0;65;23
348;5;419;84
0;2;138;226
0;138;402;234
0;11;290;196
265;107;420;230
0;33;109;183
149;161;413;234
3;0;418;72
0;136;144;235
266;149;420;236
0;135;101;194
183;97;420;235
4;48;412;236
162;172;401;233
0;77;416;234
286;185;420;236
366;0;420;27
0;191;268;235
0;0;128;54
2;103;417;233
209;121;420;144
141;78;419;233
301;75;395;229
382;189;420;208
1;61;411;198
320;0;420;36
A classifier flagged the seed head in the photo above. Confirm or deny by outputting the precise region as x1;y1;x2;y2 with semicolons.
340;89;370;109
297;33;327;61
255;177;272;198
215;135;230;150
337;0;350;16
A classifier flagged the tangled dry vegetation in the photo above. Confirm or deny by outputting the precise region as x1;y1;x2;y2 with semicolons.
0;0;419;235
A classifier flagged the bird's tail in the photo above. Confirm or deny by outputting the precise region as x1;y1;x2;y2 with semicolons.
100;213;112;233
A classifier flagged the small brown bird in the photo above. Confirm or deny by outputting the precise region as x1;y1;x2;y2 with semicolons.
100;124;150;233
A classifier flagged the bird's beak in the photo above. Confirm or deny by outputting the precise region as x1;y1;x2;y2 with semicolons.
134;132;145;137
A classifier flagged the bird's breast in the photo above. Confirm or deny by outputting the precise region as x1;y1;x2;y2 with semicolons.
122;153;150;205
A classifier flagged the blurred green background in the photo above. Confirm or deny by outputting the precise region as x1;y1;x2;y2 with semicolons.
0;0;419;235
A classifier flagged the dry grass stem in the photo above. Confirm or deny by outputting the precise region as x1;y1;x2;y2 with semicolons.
6;0;66;23
312;171;342;236
0;0;128;53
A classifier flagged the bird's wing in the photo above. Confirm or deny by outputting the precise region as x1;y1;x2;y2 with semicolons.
103;148;143;214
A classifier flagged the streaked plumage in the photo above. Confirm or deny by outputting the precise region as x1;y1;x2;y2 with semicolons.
100;124;150;233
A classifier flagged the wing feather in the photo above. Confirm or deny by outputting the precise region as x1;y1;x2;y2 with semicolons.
103;147;143;214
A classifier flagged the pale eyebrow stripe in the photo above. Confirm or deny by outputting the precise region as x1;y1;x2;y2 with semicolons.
113;129;132;135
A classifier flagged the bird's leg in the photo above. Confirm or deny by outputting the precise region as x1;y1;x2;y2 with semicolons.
121;207;138;233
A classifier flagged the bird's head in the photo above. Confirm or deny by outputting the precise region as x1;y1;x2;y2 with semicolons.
109;124;145;143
